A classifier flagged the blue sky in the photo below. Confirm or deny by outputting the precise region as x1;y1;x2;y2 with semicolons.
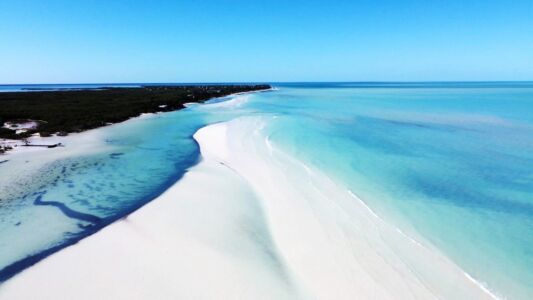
1;0;532;83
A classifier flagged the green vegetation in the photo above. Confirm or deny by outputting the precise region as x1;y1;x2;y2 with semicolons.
0;85;270;139
0;128;22;139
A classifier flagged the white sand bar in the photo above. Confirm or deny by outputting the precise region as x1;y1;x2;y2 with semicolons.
0;117;497;299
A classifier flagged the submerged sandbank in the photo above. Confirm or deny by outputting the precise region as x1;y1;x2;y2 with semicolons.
0;117;497;299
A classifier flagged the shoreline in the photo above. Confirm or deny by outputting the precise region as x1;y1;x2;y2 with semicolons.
0;117;498;299
0;88;273;283
0;84;272;149
0;87;274;157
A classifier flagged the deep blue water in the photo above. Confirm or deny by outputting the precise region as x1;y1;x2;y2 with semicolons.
0;82;532;298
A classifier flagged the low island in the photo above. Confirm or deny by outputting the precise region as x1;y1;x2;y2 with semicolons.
0;84;270;153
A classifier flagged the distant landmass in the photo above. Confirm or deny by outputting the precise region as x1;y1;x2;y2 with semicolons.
0;84;270;141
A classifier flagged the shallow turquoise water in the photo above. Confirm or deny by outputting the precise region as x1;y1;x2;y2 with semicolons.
0;94;247;280
249;83;533;299
1;83;532;298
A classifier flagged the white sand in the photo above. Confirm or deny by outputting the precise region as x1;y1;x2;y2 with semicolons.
0;117;497;299
0;130;112;208
0;112;163;200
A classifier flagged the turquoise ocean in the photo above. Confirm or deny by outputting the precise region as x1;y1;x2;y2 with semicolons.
0;82;532;299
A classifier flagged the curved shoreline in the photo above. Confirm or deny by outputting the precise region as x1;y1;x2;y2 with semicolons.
0;118;202;283
0;87;274;156
0;117;499;299
0;88;274;283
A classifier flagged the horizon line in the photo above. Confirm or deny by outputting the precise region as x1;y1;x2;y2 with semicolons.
2;80;533;86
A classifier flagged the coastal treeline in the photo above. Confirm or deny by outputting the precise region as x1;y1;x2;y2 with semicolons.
0;85;270;139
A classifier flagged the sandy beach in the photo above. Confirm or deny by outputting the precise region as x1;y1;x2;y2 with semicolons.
0;117;498;299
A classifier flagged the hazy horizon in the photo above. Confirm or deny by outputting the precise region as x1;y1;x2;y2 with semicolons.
2;80;533;86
